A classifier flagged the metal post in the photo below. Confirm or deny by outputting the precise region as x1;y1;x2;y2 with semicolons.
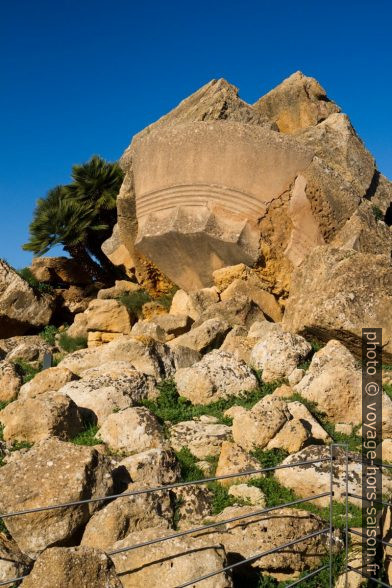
345;445;349;588
330;443;334;588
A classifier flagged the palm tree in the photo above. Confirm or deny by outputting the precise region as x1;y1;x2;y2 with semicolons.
23;186;107;280
23;156;124;281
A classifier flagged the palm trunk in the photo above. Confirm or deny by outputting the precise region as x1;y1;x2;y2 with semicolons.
65;244;106;282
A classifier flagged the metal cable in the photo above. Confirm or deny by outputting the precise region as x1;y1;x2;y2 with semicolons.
347;566;392;587
284;564;330;587
346;492;392;509
349;528;392;548
175;527;330;588
107;492;330;556
0;457;329;520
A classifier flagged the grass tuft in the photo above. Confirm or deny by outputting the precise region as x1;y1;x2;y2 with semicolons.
58;333;87;353
71;424;100;446
12;359;42;384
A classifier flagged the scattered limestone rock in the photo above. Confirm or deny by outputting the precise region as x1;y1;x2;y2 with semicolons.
81;489;172;550
294;340;392;436
152;313;193;337
98;407;165;453
85;299;134;334
30;256;91;285
228;484;266;506
170;288;220;321
0;439;113;557
215;441;262;486
282;246;392;361
131;320;167;342
58;336;178;379
192;297;266;329
59;370;154;425
174;350;258;405
169;420;231;459
111;528;232;588
220;325;254;364
275;445;392;507
250;323;311;381
203;505;328;579
20;546;122;588
0;392;84;443
6;338;52;365
118;448;180;486
19;366;77;399
97;280;141;300
288;367;305;386
0;533;32;585
169;318;231;353
0;360;22;402
0;261;53;337
220;275;282;322
173;485;213;527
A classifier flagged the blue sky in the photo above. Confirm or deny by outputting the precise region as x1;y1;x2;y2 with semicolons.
1;0;391;268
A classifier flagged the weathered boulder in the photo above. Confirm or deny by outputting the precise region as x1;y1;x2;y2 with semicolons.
0;261;53;337
220;278;282;322
59;369;155;424
254;71;340;134
30;256;91;285
130;319;167;342
151;313;193;337
101;222;135;278
97;280;141;300
282;246;392;361
175;350;258;405
81;489;172;550
250;323;311;381
110;527;232;587
228;484;266;507
97;407;165;453
20;546;122;588
6;338;52;364
275;445;392;507
173;485;213;527
84;299;134;335
0;439;113;557
0;360;22;402
215;441;262;486
191;297;266;329
169;419;231;458
0;534;32;585
170;287;220;321
19;366;77;399
232;395;329;453
118;448;180;487
58;336;178;379
169;318;231;353
202;505;328;579
0;392;84;443
220;326;255;364
294;340;392;435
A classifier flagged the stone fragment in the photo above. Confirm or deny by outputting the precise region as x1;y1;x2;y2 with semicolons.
97;407;165;453
0;534;32;585
0;360;22;402
0;439;113;557
131;320;166;342
175;350;257;405
118;448;180;486
215;441;262;486
0;392;84;443
169;318;231;353
19;366;77;399
97;280;141;300
169;420;231;459
228;484;266;506
20;546;122;588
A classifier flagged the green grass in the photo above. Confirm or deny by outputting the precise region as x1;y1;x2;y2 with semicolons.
297;339;325;371
71;424;100;446
143;378;284;427
17;267;53;294
155;286;178;311
12;359;42;384
119;289;151;317
384;383;392;400
251;448;289;469
58;332;87;353
40;324;59;345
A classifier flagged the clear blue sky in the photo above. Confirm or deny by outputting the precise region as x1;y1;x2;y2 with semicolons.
1;0;391;268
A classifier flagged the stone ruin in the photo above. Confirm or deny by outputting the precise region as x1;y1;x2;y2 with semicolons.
104;71;392;295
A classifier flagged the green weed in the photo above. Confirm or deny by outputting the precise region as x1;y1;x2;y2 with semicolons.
40;325;59;345
17;267;53;294
12;359;42;384
58;333;87;353
71;424;100;446
119;290;151;317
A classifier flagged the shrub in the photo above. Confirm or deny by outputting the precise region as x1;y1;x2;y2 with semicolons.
155;286;178;311
40;325;59;345
17;267;53;294
58;332;87;353
119;289;151;317
372;205;384;221
12;359;42;384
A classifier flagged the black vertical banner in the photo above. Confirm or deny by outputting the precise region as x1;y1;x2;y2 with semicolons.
362;328;383;580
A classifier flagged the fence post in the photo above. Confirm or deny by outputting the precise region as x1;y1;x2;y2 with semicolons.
345;446;349;588
330;443;334;588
